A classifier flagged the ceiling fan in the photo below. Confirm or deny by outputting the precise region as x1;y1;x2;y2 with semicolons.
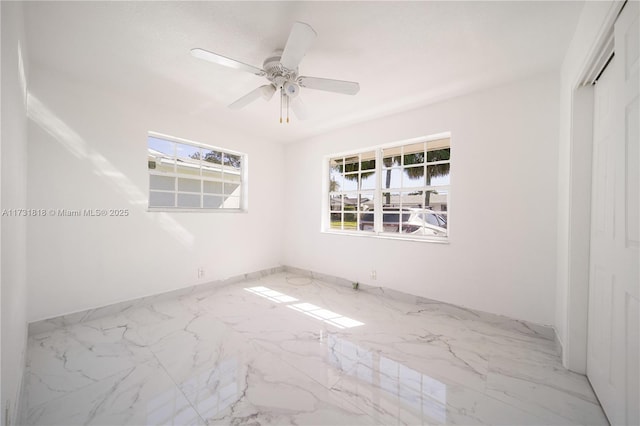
191;22;360;123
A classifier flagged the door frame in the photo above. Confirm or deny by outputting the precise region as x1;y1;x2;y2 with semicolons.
564;0;626;374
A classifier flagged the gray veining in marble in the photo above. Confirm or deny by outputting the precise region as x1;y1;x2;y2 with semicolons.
28;266;285;335
21;271;607;425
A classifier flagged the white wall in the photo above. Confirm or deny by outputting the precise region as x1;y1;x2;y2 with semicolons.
1;1;29;424
555;1;622;371
26;68;285;322
283;72;560;326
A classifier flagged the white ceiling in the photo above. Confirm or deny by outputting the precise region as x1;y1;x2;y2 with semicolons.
23;1;583;144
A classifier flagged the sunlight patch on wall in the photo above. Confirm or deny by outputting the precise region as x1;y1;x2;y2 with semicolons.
26;93;194;247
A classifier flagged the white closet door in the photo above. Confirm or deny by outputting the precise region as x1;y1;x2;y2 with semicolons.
587;2;639;425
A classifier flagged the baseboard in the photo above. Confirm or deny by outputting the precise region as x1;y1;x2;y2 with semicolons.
28;264;557;347
283;265;557;342
554;327;564;359
28;265;284;336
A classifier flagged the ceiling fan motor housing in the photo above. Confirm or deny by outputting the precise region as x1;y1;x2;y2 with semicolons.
263;50;299;90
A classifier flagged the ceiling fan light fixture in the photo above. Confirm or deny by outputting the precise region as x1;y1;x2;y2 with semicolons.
283;81;300;98
191;21;359;123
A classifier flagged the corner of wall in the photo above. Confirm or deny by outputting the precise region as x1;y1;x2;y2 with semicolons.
1;1;30;424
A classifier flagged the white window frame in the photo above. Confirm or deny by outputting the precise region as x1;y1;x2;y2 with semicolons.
147;131;248;212
322;132;451;243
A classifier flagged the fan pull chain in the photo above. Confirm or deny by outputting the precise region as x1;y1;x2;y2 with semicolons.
286;95;290;123
279;90;283;124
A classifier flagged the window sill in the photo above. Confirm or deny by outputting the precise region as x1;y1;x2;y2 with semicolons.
321;229;449;244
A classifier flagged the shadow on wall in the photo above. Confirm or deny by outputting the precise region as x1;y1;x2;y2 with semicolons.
25;93;195;247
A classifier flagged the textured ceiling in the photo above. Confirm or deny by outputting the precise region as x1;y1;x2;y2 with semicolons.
23;1;583;143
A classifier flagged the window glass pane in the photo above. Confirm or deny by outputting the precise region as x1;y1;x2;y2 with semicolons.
330;195;342;212
360;171;376;190
413;210;448;236
202;164;223;180
150;175;174;191
359;193;374;211
427;164;450;186
176;143;202;177
381;210;401;233
382;191;400;208
344;156;359;173
382;168;401;189
343;211;357;230
148;137;175;173
203;150;223;165
222;196;240;209
177;193;201;208
382;146;402;167
360;151;375;170
147;135;245;211
330;171;343;192
224;183;240;195
154;158;175;174
426;138;450;153
426;190;448;214
330;157;344;170
343;174;359;191
423;211;447;228
224;153;241;169
148;137;174;155
403;166;425;188
204;181;223;194
360;211;375;231
343;196;359;211
426;147;450;163
178;178;201;193
203;195;223;208
401;191;424;209
225;172;241;184
330;212;342;229
403;142;424;165
149;191;175;207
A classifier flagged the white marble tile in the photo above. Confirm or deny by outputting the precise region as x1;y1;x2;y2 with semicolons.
331;369;559;426
485;356;607;425
26;361;205;426
180;345;376;425
25;322;154;408
22;271;606;425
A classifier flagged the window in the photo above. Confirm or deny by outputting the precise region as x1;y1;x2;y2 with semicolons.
326;134;450;241
147;133;246;211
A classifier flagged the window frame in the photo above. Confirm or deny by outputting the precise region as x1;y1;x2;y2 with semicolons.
147;131;248;213
322;132;451;243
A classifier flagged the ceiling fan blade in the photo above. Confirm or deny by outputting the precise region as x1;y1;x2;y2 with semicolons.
280;22;317;70
298;76;360;95
290;97;309;120
191;48;265;76
261;84;276;101
228;85;273;109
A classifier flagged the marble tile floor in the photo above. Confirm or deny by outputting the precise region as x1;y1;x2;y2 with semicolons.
21;272;608;425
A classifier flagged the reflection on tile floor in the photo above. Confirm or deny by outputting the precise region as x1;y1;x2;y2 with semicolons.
21;272;608;425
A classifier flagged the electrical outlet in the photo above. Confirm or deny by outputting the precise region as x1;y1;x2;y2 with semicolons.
197;267;205;279
370;270;377;280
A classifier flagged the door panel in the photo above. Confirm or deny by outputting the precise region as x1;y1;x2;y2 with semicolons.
587;2;640;425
